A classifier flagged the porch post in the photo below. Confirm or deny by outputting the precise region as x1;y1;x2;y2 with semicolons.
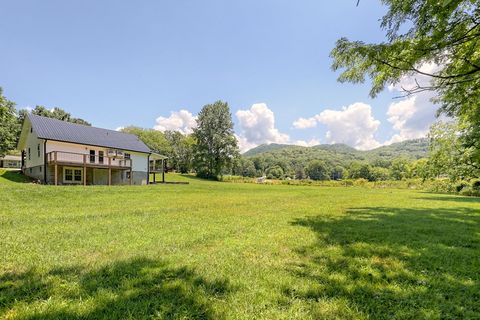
108;157;112;186
162;159;165;183
54;151;58;186
83;154;87;186
129;161;132;185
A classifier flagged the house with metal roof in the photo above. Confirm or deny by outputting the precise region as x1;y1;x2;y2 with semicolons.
17;114;167;185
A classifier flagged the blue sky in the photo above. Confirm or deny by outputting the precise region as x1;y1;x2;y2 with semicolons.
1;1;437;151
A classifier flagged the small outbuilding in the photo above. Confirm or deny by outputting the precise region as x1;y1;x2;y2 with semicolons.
0;155;22;169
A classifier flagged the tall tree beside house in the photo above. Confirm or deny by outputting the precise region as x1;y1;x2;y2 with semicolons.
193;101;239;180
18;106;91;127
331;1;480;170
0;88;18;157
121;126;172;156
164;131;195;173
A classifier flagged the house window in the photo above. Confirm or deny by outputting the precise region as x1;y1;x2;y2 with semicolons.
63;167;83;183
28;148;31;160
37;144;41;157
124;153;131;166
98;151;104;164
89;150;95;163
126;171;131;179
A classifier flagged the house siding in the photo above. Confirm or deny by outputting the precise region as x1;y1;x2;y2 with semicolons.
44;141;149;185
22;121;45;181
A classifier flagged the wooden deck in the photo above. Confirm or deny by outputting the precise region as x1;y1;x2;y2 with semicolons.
47;151;132;186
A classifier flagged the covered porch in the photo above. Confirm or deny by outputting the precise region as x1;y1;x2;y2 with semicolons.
47;151;133;186
149;153;167;184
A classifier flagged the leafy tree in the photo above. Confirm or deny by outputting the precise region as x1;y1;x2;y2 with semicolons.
193;101;239;180
252;157;267;174
331;166;346;180
233;158;257;177
370;166;391;181
331;1;480;164
294;166;306;180
428;121;478;180
347;162;373;181
20;106;91;126
410;158;431;181
0;88;18;157
306;160;330;181
390;158;412;180
266;165;284;179
121;127;172;156
165;131;195;173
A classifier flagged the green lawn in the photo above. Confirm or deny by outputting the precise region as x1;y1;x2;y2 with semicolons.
0;171;479;319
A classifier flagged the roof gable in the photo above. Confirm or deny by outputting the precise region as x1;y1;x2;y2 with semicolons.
27;114;151;153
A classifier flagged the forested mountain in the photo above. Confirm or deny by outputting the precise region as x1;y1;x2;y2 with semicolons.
244;138;429;166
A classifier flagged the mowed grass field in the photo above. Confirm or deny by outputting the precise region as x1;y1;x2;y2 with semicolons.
0;170;479;319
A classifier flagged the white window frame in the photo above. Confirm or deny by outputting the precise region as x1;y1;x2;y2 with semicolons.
63;167;83;184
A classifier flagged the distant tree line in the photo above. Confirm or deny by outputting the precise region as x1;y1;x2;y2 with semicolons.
1;87;478;183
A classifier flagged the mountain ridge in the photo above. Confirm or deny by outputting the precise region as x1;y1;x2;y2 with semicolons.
243;138;429;165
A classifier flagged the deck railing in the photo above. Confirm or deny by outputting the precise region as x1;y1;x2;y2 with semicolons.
47;151;132;168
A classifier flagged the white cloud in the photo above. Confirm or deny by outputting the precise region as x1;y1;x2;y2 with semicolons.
235;103;321;152
293;117;317;129
115;126;125;131
385;62;440;144
154;109;197;134
316;103;381;150
235;134;258;153
292;102;382;150
294;138;320;147
235;103;290;151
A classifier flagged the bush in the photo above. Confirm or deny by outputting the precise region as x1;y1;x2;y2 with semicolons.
471;178;480;191
353;178;369;187
459;186;480;197
455;181;469;193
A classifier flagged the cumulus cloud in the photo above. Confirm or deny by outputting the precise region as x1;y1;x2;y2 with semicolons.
154;109;197;134
294;138;320;147
235;103;322;152
235;103;290;151
292;103;382;150
385;62;440;144
293;117;317;129
316;103;382;150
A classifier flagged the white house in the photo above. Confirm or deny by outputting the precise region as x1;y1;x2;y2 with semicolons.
17;114;166;185
0;155;22;169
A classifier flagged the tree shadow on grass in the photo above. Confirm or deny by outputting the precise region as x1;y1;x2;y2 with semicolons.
0;257;233;319
0;170;33;184
286;207;480;319
415;194;480;203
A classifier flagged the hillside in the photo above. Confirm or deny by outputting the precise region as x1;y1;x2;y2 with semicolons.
243;138;429;167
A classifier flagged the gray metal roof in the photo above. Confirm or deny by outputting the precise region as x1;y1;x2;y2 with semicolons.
28;114;151;153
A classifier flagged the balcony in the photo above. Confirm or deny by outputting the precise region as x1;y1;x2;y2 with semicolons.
47;151;132;169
